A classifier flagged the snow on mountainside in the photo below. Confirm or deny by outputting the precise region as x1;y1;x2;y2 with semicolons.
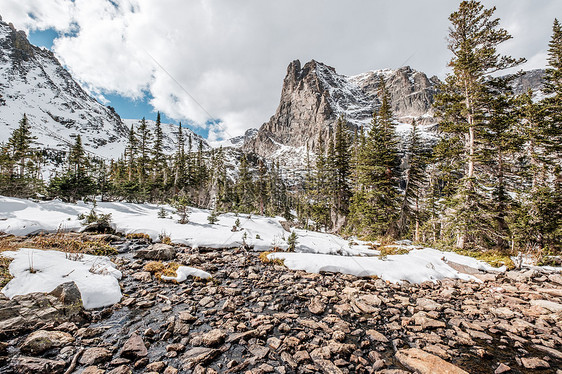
0;18;207;161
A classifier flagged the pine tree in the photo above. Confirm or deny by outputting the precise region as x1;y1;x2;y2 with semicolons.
434;0;524;249
236;154;254;213
397;120;429;241
174;123;186;190
126;124;137;182
330;116;351;232
152;112;166;185
348;77;400;239
137;117;151;193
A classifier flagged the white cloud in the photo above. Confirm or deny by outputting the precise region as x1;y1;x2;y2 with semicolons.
3;0;561;139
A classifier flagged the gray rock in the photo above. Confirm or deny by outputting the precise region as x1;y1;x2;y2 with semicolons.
80;347;112;365
134;243;176;260
12;356;66;374
20;330;74;354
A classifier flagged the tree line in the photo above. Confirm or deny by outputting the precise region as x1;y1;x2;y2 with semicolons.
0;112;292;219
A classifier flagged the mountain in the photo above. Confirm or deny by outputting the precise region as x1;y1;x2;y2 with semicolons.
243;60;546;170
0;18;206;161
243;59;440;168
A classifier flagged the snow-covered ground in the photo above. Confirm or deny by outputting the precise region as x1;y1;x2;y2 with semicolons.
268;248;505;284
0;195;525;289
0;196;370;254
2;248;121;309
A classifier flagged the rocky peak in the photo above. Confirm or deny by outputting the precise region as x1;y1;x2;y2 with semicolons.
244;59;440;168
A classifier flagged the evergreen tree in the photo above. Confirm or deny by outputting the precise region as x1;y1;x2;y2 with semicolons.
329;116;351;232
434;0;524;249
397;120;429;241
174;123;186;190
151;112;166;185
348;77;400;239
236;154;254;213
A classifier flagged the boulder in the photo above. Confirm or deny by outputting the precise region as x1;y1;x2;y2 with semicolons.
12;356;66;374
121;333;148;359
20;330;74;354
395;348;469;374
134;243;176;260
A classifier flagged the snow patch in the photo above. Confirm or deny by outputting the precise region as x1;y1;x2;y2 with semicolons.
1;248;122;309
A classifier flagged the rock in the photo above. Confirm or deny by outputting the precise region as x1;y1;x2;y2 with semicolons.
548;273;562;285
82;367;106;374
495;363;511;373
178;311;197;322
312;357;344;374
134;243;177;260
395;348;469;374
182;347;220;369
146;361;166;372
49;281;83;306
365;329;389;343
12;356;66;374
121;333;148;359
530;299;562;313
20;330;74;354
201;329;226;347
163;367;179;374
131;271;152;282
412;312;445;329
80;347;112;365
107;365;132;374
416;298;441;311
308;298;326;314
520;357;550;369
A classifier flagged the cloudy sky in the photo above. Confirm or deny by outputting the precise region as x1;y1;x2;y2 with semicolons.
2;0;560;140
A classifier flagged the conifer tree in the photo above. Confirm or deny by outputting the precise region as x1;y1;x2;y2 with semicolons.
330;116;351;232
397;120;428;241
152;112;166;185
174;123;186;190
434;0;524;249
348;77;399;239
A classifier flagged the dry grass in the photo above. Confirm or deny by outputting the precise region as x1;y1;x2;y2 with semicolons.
259;251;285;266
144;261;180;281
32;233;117;257
126;233;151;240
0;234;20;287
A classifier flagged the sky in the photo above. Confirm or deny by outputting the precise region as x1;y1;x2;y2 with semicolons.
4;0;561;141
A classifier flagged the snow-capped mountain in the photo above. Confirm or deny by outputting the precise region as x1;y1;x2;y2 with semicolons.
243;60;440;168
0;18;206;160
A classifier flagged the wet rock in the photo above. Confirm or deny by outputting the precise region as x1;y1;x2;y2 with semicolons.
395;348;469;374
182;347;220;369
146;361;166;372
131;271;152;282
80;347;112;365
12;356;66;374
121;333;148;359
20;330;74;354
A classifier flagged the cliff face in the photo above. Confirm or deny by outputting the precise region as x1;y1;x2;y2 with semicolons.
244;59;439;167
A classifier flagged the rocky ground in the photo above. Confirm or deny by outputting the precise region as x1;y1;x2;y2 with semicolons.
0;237;561;374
